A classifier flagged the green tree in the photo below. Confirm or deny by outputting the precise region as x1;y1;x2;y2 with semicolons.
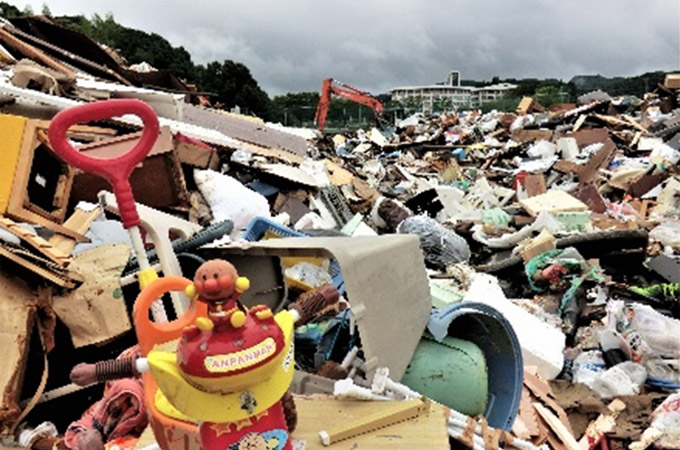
270;92;319;126
534;85;563;106
197;60;272;118
41;3;51;16
0;1;23;18
22;4;32;15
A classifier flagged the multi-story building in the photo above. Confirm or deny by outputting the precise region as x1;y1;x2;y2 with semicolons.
390;71;516;112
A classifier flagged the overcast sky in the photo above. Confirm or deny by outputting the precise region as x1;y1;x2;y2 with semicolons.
9;0;680;96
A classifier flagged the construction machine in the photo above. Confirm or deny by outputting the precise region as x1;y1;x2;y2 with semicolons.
314;78;385;131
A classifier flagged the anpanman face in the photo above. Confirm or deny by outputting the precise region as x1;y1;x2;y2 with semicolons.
194;259;239;300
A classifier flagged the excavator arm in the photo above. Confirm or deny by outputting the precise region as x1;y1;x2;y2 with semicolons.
314;78;385;131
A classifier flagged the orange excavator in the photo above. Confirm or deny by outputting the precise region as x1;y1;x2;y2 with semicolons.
314;78;385;131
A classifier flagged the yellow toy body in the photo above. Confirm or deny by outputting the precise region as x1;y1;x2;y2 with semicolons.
147;310;295;423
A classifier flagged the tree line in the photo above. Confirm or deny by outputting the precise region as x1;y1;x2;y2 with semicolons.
0;3;670;126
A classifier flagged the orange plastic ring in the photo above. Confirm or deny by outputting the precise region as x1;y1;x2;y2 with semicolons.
133;276;207;355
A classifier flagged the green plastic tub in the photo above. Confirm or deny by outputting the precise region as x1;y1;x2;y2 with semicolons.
401;334;488;417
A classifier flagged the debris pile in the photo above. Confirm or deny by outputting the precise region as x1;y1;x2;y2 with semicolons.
0;13;679;450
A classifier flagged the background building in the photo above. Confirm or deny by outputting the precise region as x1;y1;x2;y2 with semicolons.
390;71;516;112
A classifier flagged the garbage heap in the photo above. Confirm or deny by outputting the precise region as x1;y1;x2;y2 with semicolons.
0;14;679;450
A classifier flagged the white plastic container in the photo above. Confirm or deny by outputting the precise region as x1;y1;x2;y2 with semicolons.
464;273;566;379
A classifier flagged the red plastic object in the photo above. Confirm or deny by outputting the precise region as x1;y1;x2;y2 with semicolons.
48;99;160;229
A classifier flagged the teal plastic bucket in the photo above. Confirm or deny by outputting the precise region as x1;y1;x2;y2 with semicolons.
411;302;524;431
401;334;489;417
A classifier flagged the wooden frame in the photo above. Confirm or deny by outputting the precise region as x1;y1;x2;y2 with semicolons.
5;119;113;240
7;120;74;225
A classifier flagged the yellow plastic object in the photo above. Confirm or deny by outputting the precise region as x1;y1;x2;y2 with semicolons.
185;283;197;299
229;310;246;328
255;309;273;321
196;317;214;332
147;311;295;423
235;276;250;293
0;114;27;214
138;267;159;289
154;388;197;424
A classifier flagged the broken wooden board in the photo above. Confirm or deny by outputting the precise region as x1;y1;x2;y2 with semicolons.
519;190;588;217
525;173;547;197
292;395;449;450
568;128;609;147
47;206;100;256
579;139;617;184
572;115;587;132
52;244;131;348
0;272;36;434
0;244;79;289
511;129;553;143
524;370;574;436
533;403;580;450
0;216;71;267
578;399;625;449
174;133;221;170
513;387;540;438
554;160;583;175
325;160;355;186
572;184;607;213
239;141;305;165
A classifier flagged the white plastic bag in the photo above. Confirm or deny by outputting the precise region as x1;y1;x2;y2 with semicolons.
194;169;271;238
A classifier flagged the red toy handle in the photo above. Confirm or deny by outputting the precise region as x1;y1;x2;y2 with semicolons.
48;99;160;229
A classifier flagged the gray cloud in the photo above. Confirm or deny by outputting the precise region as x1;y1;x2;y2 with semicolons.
12;0;680;95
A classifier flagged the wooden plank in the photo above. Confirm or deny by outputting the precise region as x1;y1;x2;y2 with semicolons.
48;206;100;255
319;398;429;445
572;114;587;132
533;403;580;450
0;246;77;288
578;399;625;449
579;139;617;184
0;216;71;266
622;115;649;134
0;28;75;77
292;395;449;450
592;113;629;128
240;141;305;165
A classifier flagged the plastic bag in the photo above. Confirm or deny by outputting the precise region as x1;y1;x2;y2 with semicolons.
194;169;271;239
650;392;680;449
601;301;680;383
650;219;680;250
572;350;605;388
589;361;647;399
398;215;470;269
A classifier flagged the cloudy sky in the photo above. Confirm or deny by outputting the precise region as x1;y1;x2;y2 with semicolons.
8;0;680;96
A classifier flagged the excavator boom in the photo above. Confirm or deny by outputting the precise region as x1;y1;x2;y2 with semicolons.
314;78;385;131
